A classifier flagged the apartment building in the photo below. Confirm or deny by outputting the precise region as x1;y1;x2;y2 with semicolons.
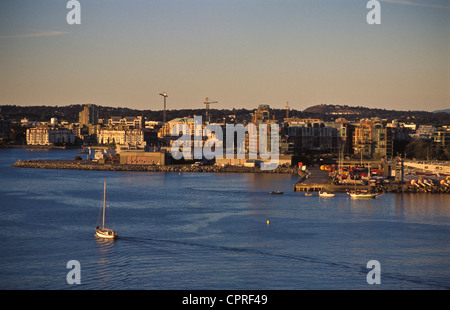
79;104;98;126
97;128;152;145
284;119;339;154
26;127;75;146
352;118;393;159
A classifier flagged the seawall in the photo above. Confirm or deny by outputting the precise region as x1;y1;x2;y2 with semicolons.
12;159;299;174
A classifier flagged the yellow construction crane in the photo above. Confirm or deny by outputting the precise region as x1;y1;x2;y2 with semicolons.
203;97;218;123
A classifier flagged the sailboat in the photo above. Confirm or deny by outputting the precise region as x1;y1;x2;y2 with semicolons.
95;181;118;239
348;180;377;199
349;191;378;199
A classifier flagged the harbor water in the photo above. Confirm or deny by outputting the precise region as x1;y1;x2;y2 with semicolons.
0;148;449;290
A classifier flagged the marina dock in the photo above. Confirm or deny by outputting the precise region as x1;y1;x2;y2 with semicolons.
293;167;370;193
294;167;450;194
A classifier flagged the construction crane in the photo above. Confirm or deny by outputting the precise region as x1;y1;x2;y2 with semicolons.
159;92;168;123
203;97;218;123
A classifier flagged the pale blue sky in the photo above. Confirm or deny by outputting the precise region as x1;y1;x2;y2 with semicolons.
0;0;449;111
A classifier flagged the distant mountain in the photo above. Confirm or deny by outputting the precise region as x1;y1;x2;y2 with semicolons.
301;104;449;126
302;104;426;116
433;108;450;113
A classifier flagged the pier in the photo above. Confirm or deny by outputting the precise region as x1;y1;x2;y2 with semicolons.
293;182;371;193
294;167;370;193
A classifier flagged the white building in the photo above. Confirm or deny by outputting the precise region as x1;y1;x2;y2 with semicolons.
26;128;75;145
98;128;146;145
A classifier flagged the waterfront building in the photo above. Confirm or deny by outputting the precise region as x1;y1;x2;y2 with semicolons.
352;118;393;159
26;127;75;145
160;117;197;138
325;118;352;154
247;105;279;155
118;150;168;165
97;128;154;146
283;118;339;154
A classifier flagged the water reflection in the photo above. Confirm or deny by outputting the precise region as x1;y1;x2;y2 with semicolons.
94;235;118;287
393;193;450;225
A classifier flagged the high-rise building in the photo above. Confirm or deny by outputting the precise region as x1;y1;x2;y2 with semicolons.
79;104;98;126
352;118;393;159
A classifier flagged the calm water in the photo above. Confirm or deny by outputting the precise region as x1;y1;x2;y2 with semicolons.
0;148;449;290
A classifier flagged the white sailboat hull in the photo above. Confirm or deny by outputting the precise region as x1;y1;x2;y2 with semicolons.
319;191;335;197
349;194;377;199
95;227;118;239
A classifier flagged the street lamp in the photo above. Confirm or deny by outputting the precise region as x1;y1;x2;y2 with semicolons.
159;92;168;124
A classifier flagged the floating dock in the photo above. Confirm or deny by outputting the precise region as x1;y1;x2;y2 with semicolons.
293;182;371;193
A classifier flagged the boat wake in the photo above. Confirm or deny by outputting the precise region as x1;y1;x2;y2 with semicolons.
118;236;450;289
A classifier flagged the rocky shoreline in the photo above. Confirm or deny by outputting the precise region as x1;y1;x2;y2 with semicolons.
12;159;300;174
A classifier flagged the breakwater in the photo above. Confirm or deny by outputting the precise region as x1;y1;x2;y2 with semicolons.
12;159;299;174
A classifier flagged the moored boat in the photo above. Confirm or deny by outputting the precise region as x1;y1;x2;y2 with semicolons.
270;190;284;195
319;191;335;197
348;192;377;199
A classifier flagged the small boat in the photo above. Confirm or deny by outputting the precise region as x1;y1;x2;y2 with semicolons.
95;181;118;239
270;190;284;195
319;191;335;197
305;192;314;196
349;192;377;199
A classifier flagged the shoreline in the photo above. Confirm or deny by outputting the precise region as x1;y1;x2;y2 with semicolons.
0;144;81;150
11;159;450;193
12;159;299;174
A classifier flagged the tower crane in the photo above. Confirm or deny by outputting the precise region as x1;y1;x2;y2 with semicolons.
203;97;218;123
159;92;168;123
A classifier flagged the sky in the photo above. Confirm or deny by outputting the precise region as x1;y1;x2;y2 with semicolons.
0;0;449;112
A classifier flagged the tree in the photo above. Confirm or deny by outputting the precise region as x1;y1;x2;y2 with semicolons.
405;139;446;160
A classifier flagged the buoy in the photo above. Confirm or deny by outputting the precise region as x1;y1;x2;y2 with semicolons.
267;220;270;225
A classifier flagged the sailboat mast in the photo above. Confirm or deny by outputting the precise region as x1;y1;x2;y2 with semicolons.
102;181;106;230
